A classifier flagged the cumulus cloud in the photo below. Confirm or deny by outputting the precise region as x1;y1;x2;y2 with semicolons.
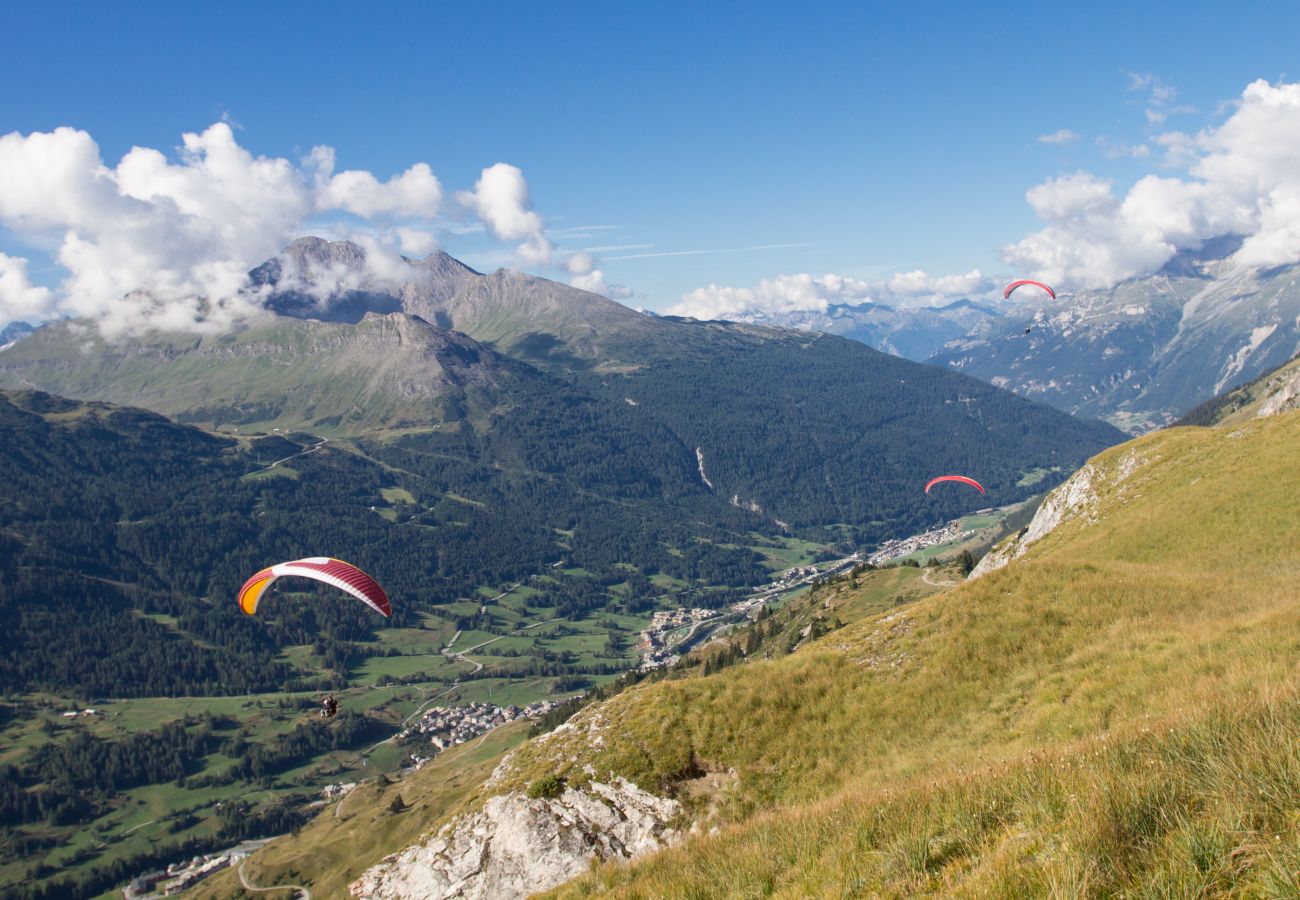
570;269;634;300
0;253;55;322
886;268;992;298
313;154;443;218
457;163;554;265
394;227;439;257
0;122;464;335
565;251;596;276
1005;79;1300;285
1038;129;1081;145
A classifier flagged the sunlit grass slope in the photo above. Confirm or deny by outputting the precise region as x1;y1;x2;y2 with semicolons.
552;689;1300;898
501;412;1300;894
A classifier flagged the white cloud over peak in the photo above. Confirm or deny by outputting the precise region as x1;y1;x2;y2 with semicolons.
0;123;614;335
457;163;554;265
570;268;634;300
1037;129;1081;145
312;147;443;219
1005;79;1300;286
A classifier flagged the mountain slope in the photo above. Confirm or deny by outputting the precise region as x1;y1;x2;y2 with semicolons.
257;236;660;367
0;241;1124;541
318;407;1300;897
930;242;1300;432
0;321;33;350
0;312;531;431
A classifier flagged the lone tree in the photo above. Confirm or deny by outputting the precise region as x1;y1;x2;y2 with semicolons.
959;549;976;575
389;793;406;813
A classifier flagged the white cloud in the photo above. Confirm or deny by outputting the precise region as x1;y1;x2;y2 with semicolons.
1038;129;1081;145
0;123;523;335
0;252;55;322
394;227;439;257
669;269;991;320
887;268;991;298
570;268;633;300
457;163;554;265
315;159;443;219
565;251;596;276
1005;79;1300;285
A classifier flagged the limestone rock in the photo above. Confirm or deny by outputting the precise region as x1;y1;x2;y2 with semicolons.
348;778;679;899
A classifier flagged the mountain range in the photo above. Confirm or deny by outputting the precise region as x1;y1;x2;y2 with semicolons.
723;297;1004;361
0;237;1122;539
929;237;1300;432
673;238;1300;434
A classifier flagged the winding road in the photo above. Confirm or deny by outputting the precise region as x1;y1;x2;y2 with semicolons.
238;861;310;899
258;436;328;471
922;568;960;588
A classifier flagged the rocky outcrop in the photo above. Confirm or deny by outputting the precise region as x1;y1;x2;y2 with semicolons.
1256;364;1300;418
970;450;1147;579
348;778;679;899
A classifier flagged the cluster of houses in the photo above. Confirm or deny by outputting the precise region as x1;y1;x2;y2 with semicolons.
124;849;249;897
408;699;564;753
637;608;719;670
866;520;961;565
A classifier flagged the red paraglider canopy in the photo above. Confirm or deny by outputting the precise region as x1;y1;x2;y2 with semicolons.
237;557;392;617
924;475;986;495
1003;280;1056;300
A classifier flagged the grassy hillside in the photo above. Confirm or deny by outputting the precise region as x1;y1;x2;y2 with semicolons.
488;411;1299;894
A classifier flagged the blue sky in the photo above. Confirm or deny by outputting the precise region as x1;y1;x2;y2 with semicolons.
2;0;1299;325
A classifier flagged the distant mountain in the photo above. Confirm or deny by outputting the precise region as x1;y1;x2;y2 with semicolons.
721;298;1004;361
929;237;1300;432
0;239;1123;542
2;312;535;431
0;321;34;350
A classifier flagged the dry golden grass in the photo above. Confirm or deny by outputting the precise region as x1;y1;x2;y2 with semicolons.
514;413;1300;895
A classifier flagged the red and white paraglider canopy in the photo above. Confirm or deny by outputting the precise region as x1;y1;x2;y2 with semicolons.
237;557;391;617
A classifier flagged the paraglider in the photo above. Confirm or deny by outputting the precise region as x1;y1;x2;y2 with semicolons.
321;695;339;719
1003;279;1056;301
924;475;986;495
237;557;392;617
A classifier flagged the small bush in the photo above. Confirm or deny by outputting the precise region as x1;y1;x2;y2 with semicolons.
527;774;565;800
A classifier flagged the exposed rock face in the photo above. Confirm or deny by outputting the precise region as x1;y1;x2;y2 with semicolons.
971;449;1148;579
348;778;679;899
1256;364;1300;418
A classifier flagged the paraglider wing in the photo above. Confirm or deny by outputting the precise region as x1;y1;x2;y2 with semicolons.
924;475;986;495
1003;279;1056;300
237;557;391;617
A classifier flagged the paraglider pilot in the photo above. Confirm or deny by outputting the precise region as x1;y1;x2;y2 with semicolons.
322;695;339;719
